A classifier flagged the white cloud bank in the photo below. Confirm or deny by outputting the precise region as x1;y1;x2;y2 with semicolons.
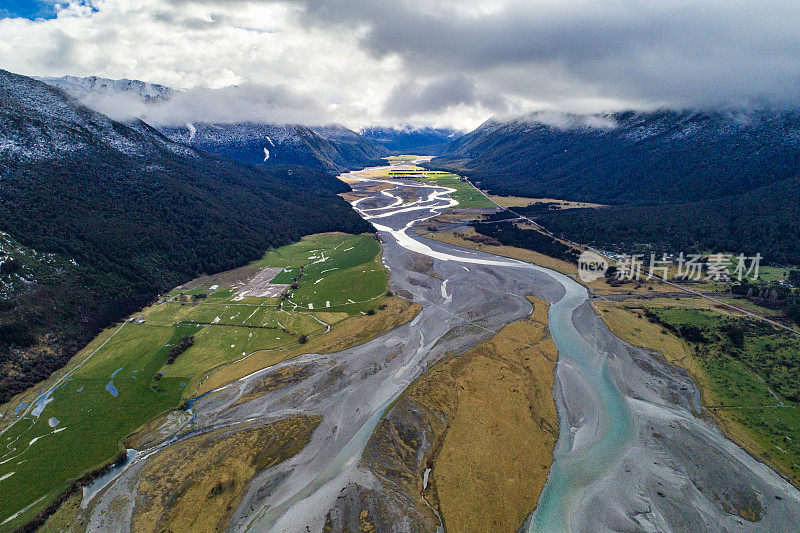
2;0;800;129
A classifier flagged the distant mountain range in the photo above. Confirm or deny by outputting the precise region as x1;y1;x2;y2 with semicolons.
360;126;460;155
37;75;391;173
431;109;800;205
0;69;371;402
430;109;800;263
36;75;472;172
161;121;386;174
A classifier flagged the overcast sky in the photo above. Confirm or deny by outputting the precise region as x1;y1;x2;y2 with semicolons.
2;0;799;129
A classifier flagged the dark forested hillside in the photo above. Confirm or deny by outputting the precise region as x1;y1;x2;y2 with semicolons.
537;177;800;265
0;69;371;402
265;164;352;194
430;109;800;205
429;109;800;265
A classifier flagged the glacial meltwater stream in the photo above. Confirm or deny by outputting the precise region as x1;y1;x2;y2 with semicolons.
8;164;800;532
526;271;633;531
351;170;636;531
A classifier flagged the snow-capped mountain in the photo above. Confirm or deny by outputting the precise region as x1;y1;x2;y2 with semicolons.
161;121;386;173
432;108;800;205
36;75;175;103
37;75;387;173
1;70;192;161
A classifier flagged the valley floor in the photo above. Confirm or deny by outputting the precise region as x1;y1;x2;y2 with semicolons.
0;232;413;531
416;175;800;494
2;157;800;533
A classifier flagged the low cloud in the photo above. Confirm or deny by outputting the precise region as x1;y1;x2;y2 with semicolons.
384;76;477;117
146;84;331;126
3;0;800;129
517;111;619;131
69;83;333;126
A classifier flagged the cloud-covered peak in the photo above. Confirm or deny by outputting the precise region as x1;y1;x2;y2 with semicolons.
3;0;800;129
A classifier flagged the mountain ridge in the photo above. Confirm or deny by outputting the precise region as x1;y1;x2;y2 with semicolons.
0;68;371;403
431;108;800;205
430;108;800;263
37;75;389;173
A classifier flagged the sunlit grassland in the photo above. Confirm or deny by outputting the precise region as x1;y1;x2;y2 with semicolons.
377;165;497;209
369;297;557;532
385;167;496;209
0;322;184;526
385;154;421;162
0;232;391;530
161;326;292;383
600;301;800;487
414;174;497;209
265;233;389;312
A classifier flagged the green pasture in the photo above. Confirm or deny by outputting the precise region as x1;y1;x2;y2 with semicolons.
393;172;496;209
258;233;388;312
0;232;388;530
0;323;185;527
649;307;800;482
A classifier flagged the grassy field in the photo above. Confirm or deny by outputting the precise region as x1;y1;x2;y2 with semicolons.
0;232;398;531
486;194;605;210
128;416;319;532
385;155;424;162
753;265;796;284
366;297;558;532
429;297;557;532
413;173;497;209
598;300;800;487
256;233;387;312
0;322;185;528
652;307;800;484
359;164;497;210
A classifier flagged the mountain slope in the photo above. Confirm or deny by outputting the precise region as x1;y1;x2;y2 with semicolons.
430;109;800;264
0;69;371;403
431;110;800;205
36;75;175;102
360;126;460;155
162;122;387;174
38;75;388;174
537;176;800;264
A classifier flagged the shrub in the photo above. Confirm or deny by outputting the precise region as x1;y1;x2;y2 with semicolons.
679;325;708;343
165;335;194;364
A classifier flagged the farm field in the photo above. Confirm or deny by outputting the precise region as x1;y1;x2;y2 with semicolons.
0;232;394;530
412;173;497;209
599;300;800;487
261;233;388;312
381;165;496;209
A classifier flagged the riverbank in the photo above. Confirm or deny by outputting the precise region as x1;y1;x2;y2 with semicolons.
340;165;800;532
342;297;557;532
